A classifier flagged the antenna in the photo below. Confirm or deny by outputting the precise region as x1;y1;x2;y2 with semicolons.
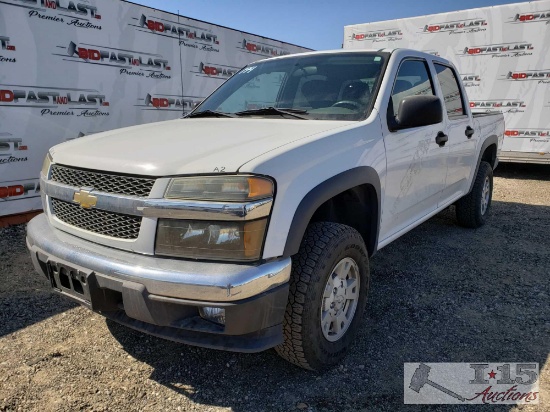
178;10;185;117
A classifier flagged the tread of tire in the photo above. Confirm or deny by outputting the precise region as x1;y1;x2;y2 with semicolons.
274;222;357;370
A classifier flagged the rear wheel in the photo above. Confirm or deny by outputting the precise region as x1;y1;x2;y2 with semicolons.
275;222;370;371
455;160;493;228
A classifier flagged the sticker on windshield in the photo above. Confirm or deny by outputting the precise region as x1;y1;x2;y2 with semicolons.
240;66;256;74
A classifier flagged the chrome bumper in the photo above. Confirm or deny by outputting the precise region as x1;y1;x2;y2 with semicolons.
26;213;291;302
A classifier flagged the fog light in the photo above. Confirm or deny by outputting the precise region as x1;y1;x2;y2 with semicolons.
199;307;226;325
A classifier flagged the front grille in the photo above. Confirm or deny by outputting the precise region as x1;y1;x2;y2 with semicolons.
52;199;142;239
51;165;155;197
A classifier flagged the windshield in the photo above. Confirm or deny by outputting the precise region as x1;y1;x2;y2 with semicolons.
190;52;388;121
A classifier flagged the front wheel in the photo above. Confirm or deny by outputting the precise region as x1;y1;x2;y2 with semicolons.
275;222;370;371
455;160;493;228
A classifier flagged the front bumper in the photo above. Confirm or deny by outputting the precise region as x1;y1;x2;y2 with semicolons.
26;214;291;352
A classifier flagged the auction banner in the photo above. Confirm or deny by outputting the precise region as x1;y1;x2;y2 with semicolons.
343;0;550;160
0;0;310;216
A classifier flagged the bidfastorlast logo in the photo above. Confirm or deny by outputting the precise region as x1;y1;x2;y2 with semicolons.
422;18;488;34
469;99;526;114
351;28;402;42
194;62;240;79
56;41;172;79
137;93;203;113
0;133;28;166
0;178;40;200
0;35;17;63
240;39;290;57
133;14;220;52
0;84;110;117
460;42;533;58
505;70;550;84
461;73;481;88
6;0;102;30
510;10;550;24
505;129;550;143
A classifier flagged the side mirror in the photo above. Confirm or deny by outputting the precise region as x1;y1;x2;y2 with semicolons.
394;95;443;130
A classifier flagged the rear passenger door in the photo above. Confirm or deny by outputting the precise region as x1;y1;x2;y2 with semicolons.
432;63;478;204
380;58;449;241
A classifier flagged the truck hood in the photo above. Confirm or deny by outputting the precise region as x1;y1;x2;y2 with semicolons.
50;118;355;176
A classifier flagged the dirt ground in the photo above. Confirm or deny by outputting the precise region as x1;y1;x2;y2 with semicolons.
0;163;548;412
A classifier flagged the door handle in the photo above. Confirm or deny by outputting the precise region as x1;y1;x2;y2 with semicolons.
436;131;448;147
465;126;474;138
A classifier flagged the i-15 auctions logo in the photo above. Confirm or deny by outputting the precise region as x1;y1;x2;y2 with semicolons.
6;0;102;30
422;18;487;34
240;39;290;57
351;28;402;42
137;93;203;113
0;35;17;63
505;70;550;84
405;363;539;405
0;133;28;165
54;41;171;79
132;14;220;52
0;84;110;117
461;42;533;58
470;99;526;113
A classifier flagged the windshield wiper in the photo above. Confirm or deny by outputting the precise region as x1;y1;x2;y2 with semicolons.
185;110;236;118
235;107;309;120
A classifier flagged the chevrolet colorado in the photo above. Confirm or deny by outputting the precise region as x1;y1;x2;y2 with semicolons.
27;49;504;370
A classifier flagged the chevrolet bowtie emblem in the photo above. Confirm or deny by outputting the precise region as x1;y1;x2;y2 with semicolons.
73;189;97;209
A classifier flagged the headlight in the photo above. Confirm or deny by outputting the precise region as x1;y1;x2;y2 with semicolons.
165;175;273;202
155;218;267;261
41;152;53;178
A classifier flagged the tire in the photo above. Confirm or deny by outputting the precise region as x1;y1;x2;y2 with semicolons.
275;222;370;371
455;160;493;228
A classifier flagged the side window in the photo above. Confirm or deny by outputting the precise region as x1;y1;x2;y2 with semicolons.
389;60;435;116
434;63;466;118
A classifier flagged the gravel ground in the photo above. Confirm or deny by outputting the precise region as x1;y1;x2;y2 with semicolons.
0;163;548;412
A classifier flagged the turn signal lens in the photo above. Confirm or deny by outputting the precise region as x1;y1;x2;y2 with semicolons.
165;175;273;202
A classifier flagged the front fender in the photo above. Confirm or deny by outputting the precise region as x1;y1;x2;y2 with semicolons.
283;167;381;257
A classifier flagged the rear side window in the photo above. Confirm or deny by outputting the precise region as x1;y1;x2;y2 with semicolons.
389;59;435;115
434;63;466;118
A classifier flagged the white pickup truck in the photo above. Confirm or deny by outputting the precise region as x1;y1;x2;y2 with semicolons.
27;48;504;371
